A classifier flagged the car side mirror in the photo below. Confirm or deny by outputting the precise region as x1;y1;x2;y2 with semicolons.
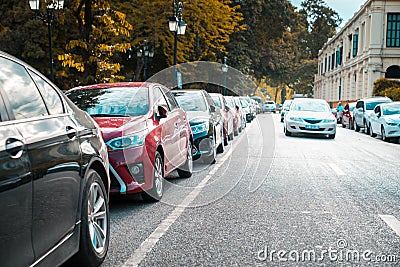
210;105;216;112
376;112;381;118
225;106;230;112
155;105;168;120
235;105;239;111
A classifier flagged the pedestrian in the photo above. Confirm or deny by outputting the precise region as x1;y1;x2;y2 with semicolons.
337;101;344;123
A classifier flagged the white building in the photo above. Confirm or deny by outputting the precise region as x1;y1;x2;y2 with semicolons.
314;0;400;104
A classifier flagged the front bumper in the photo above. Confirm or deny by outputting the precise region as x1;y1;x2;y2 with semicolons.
386;124;400;137
108;145;154;195
286;120;336;135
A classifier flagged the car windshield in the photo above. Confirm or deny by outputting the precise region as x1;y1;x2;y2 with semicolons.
265;101;275;105
382;104;400;115
67;87;149;117
225;97;235;108
172;92;208;112
366;101;390;110
291;101;330;112
211;95;222;109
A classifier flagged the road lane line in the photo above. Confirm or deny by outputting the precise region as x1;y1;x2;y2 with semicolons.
379;215;400;237
122;126;247;267
328;163;346;176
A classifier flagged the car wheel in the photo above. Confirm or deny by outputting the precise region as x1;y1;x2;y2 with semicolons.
204;138;217;164
381;126;388;142
364;121;370;135
142;151;164;202
68;169;109;267
369;124;377;137
177;142;193;178
224;136;228;146
238;126;242;133
217;139;224;154
284;126;291;136
354;121;360;132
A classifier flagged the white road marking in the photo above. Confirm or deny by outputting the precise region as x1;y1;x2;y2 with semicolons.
328;163;346;176
379;214;400;237
122;128;246;267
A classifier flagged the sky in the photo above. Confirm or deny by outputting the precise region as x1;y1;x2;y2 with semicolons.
290;0;368;28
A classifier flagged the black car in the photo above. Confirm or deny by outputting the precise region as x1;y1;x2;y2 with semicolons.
0;51;110;267
172;90;224;164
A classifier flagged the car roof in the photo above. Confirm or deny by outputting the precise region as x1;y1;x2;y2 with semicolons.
358;96;392;102
68;82;159;92
377;101;400;107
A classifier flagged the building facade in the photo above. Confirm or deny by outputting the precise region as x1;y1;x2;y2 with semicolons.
314;0;400;104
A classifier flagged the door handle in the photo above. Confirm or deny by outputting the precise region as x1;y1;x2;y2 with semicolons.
66;126;77;139
6;138;25;159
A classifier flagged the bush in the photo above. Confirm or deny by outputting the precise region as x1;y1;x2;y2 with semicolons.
380;87;400;101
373;78;400;95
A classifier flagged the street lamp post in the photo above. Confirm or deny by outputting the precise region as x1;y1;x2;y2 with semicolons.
29;0;64;83
137;44;154;81
168;1;187;67
222;56;228;96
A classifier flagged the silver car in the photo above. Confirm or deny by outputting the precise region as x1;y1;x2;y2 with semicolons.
284;98;337;139
280;100;293;122
369;102;400;142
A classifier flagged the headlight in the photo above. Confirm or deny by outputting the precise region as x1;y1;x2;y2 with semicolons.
106;129;148;150
191;122;209;135
289;117;302;122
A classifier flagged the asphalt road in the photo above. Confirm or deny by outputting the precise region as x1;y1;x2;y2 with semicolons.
102;113;400;266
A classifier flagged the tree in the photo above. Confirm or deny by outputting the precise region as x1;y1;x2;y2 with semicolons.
58;0;133;85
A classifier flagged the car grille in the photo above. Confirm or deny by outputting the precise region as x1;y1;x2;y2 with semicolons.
304;119;322;124
299;127;325;131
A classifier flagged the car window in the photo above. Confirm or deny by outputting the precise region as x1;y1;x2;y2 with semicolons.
382;104;400;115
29;70;64;115
356;101;363;109
153;87;169;109
67;86;149;117
366;101;389;110
172;92;208;112
161;87;179;111
291;101;330;112
211;95;222;109
204;93;217;109
0;57;48;120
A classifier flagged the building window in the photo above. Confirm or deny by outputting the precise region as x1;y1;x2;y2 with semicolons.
336;47;343;67
387;13;400;47
328;56;331;71
331;53;335;69
352;34;358;57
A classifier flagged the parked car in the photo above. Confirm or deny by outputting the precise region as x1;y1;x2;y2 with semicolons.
251;96;263;113
353;96;393;134
0;51;110;267
239;97;254;122
66;82;193;202
172;90;224;164
240;96;256;120
341;102;357;129
224;95;242;134
284;98;337;139
263;100;277;113
280;99;293;122
233;97;247;130
210;93;235;144
369;102;400;141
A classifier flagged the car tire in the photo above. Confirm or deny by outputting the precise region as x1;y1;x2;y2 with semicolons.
369;124;377;137
364;121;370;135
177;142;193;178
142;151;164;202
204;138;217;164
354;121;360;132
224;136;228;146
68;169;109;267
284;126;291;136
238;126;242;133
381;126;389;142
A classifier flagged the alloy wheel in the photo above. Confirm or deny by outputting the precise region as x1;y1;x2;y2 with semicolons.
88;181;108;254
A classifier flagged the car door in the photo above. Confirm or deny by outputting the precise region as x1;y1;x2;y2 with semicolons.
204;92;223;146
0;56;82;261
0;91;34;267
354;100;364;126
370;105;380;134
160;87;186;170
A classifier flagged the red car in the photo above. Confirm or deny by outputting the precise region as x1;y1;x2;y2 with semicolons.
210;93;235;145
66;82;193;201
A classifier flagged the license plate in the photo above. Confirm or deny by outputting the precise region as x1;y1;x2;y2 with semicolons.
305;125;319;129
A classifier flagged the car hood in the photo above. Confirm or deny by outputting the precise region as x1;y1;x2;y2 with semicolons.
93;116;148;141
288;111;334;120
186;111;210;122
384;114;400;122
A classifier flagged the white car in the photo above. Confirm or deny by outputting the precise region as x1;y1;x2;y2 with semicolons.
369;102;400;142
284;98;337;139
263;101;276;113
